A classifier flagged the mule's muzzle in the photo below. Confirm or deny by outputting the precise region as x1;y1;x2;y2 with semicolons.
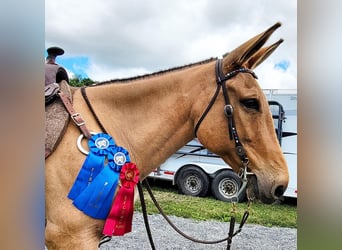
246;174;287;204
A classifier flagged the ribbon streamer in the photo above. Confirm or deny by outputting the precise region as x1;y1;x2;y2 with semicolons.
72;163;119;219
102;162;139;236
68;152;104;200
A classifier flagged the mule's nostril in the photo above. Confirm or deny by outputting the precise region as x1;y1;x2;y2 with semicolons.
274;185;285;198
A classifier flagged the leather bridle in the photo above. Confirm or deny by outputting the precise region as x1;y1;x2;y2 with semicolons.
194;59;258;184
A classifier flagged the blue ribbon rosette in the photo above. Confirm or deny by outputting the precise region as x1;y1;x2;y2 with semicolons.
68;133;130;219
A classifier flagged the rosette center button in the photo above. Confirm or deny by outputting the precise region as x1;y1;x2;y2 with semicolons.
114;152;127;166
95;137;110;149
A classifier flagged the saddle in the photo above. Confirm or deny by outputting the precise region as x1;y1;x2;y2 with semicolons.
45;80;74;158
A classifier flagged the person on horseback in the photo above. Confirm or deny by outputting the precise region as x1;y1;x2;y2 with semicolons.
45;46;69;86
45;46;70;104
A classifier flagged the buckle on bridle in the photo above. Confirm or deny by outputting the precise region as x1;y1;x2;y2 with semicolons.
224;104;233;118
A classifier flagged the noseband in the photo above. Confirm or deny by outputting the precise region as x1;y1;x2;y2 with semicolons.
194;59;257;193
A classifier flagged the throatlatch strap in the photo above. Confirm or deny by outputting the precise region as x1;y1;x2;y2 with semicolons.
194;84;221;137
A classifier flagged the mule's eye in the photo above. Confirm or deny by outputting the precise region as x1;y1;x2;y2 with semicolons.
240;98;259;111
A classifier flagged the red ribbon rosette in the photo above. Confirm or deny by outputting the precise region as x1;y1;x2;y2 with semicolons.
102;162;139;236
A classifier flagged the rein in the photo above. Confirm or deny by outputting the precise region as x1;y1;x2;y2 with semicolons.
141;178;251;249
78;60;257;249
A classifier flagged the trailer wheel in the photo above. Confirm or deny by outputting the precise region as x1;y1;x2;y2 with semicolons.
211;171;245;202
176;166;209;197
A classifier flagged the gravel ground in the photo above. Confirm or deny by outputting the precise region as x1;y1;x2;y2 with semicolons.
99;212;297;250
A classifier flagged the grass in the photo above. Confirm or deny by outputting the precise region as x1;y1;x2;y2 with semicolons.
134;185;297;228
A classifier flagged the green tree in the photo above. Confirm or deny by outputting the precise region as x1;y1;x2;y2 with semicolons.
69;75;96;87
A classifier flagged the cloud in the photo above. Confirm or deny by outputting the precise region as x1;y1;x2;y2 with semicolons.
256;61;297;90
46;0;297;88
86;62;150;82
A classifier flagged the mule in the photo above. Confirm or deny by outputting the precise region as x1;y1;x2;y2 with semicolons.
45;22;289;249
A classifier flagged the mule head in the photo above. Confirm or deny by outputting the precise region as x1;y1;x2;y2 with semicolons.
194;23;289;204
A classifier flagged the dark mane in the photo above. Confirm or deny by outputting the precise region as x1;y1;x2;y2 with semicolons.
95;57;217;86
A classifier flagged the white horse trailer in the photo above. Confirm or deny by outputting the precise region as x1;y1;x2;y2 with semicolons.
264;89;297;199
148;89;297;201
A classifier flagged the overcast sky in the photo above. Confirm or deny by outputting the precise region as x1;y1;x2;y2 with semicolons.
45;0;297;89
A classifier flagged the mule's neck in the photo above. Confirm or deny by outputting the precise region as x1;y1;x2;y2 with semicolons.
85;63;213;178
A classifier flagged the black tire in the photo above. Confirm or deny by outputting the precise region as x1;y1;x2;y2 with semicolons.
211;171;245;202
176;166;210;197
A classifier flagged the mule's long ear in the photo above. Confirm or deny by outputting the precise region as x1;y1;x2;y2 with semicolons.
223;22;282;71
244;38;284;70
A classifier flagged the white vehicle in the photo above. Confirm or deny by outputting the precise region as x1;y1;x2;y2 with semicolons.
264;89;297;199
148;89;297;201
